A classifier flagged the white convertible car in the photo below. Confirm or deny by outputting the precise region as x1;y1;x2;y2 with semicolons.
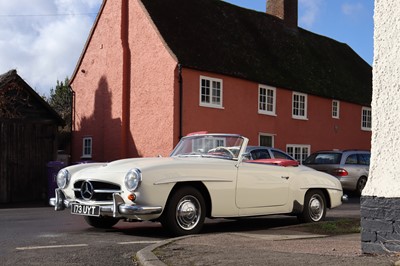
50;133;345;236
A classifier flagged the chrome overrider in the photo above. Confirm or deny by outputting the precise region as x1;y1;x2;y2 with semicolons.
342;194;349;202
49;189;163;217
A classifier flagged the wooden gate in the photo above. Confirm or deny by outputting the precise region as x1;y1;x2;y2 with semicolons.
0;121;57;203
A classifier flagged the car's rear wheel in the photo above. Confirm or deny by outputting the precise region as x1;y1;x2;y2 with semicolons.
298;189;326;223
356;176;367;195
84;216;119;228
161;186;206;236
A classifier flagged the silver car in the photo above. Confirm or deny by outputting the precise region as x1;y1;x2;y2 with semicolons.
303;150;370;194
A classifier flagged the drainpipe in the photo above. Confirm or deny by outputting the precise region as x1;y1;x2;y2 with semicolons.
121;0;131;158
68;85;75;163
69;86;75;132
178;64;183;139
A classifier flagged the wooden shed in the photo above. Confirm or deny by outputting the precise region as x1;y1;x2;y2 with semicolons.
0;70;64;204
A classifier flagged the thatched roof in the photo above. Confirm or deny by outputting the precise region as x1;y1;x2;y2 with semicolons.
141;0;372;106
0;70;64;124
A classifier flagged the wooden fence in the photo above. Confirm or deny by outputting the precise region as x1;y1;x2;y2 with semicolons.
0;120;58;203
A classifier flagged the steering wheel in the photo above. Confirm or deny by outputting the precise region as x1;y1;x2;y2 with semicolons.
211;147;235;158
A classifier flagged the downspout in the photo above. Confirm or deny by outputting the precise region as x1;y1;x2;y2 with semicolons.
121;0;131;158
68;85;75;164
178;64;183;139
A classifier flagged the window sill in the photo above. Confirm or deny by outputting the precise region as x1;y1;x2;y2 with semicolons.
292;116;309;121
199;104;225;110
361;128;372;131
258;111;277;117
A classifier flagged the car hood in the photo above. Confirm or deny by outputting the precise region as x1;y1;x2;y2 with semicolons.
68;156;237;184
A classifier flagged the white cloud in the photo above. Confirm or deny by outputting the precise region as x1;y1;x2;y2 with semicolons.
299;0;322;27
342;3;364;16
0;0;102;95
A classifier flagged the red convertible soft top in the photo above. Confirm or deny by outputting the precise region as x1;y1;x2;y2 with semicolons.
247;159;299;167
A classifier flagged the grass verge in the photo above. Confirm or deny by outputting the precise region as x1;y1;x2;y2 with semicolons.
295;218;361;235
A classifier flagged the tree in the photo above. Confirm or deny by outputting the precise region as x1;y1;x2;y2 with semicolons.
47;77;72;151
48;77;72;130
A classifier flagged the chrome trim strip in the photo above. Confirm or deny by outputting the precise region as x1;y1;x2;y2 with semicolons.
72;188;122;193
94;189;122;193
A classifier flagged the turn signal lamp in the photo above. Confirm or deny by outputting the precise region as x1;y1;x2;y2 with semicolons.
128;193;136;201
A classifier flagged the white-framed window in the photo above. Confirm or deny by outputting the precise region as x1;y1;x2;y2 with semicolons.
259;133;274;147
292;92;308;120
286;144;310;163
332;100;340;119
193;137;225;152
361;107;372;131
200;76;223;108
258;85;276;116
82;137;92;158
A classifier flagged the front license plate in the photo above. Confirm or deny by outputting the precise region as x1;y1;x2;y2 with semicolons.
71;203;100;217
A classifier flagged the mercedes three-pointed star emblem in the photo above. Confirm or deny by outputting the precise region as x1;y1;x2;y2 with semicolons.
80;181;94;200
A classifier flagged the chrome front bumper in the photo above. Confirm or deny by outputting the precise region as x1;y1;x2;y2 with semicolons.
49;189;163;218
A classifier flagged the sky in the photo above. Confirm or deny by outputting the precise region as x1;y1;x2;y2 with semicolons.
0;0;374;96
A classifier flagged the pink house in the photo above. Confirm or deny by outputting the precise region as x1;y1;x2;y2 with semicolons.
69;0;372;163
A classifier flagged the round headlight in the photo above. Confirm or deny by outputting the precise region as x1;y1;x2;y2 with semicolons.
124;168;142;192
56;169;70;189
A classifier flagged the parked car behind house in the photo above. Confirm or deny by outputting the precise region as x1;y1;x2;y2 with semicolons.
303;150;370;194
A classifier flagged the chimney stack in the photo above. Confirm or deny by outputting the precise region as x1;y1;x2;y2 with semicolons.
266;0;298;28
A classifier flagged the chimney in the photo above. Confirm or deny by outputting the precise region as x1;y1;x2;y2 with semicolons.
266;0;298;28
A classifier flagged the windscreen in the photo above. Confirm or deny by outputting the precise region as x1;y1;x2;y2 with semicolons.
170;134;245;160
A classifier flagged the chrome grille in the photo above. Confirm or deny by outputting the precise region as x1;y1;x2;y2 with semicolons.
73;180;121;202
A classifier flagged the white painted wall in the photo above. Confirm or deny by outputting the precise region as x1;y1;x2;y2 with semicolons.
363;1;400;197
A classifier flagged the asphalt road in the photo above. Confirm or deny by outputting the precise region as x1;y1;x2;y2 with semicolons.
0;207;169;266
0;196;360;266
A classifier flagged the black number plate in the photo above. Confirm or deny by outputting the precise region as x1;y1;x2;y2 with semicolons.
71;203;100;216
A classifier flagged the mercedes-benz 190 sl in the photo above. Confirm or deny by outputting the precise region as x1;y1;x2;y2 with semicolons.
50;133;345;236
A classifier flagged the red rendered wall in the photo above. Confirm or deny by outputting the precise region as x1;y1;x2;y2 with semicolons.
128;0;179;157
180;68;371;153
71;0;124;162
70;0;178;162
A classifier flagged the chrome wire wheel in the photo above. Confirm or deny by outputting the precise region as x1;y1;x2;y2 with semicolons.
307;194;325;222
175;195;201;231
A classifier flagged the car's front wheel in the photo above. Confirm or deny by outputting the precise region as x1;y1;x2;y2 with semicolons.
161;186;206;236
298;189;326;223
84;216;120;229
